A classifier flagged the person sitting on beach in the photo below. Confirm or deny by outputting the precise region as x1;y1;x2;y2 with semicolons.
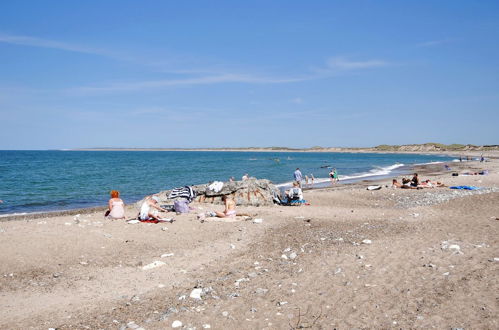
139;195;169;221
106;190;126;220
410;173;419;187
401;178;417;189
242;173;249;181
215;195;237;218
285;182;304;203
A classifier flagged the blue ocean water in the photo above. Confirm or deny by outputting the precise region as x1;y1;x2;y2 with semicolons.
0;151;454;215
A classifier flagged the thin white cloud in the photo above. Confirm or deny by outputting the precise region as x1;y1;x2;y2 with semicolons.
0;32;393;93
68;73;313;94
326;57;388;70
291;97;303;104
0;32;114;57
416;39;454;48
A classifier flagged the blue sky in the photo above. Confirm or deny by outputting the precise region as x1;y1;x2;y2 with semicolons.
0;0;498;149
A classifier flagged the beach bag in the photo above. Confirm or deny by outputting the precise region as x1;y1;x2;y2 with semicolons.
174;199;190;213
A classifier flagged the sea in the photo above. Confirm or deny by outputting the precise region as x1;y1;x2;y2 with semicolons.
0;150;456;216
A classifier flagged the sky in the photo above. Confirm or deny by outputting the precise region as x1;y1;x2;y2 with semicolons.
0;0;498;149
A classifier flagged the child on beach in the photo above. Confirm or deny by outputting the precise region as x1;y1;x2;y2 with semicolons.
329;168;338;184
105;190;126;220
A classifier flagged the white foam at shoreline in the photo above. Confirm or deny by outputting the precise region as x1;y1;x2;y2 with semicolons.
276;163;406;188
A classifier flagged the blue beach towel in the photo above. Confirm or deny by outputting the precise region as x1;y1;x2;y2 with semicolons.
449;186;480;190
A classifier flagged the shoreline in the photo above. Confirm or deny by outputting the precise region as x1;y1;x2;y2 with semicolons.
0;160;460;222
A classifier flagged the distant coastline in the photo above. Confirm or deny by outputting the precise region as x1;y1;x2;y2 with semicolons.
72;143;499;157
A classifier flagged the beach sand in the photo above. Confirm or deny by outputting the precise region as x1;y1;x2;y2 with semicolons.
1;159;498;329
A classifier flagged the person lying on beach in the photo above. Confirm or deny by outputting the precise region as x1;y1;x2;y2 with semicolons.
105;190;126;219
419;180;446;188
139;196;169;221
391;179;402;188
461;171;488;176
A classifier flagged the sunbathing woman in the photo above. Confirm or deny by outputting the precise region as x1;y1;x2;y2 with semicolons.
106;190;126;220
420;179;446;188
215;195;237;218
391;179;402;188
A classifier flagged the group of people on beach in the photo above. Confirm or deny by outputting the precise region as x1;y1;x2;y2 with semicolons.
105;168;450;222
391;173;445;189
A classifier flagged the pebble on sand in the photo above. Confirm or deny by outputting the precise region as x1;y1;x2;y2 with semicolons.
361;239;372;245
171;320;182;328
190;288;203;300
142;261;166;270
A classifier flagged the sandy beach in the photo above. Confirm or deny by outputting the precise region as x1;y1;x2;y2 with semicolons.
1;159;498;329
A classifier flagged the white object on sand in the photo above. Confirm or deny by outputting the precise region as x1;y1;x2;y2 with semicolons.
190;288;203;300
161;253;174;258
172;320;183;328
127;220;140;224
142;261;166;270
253;218;263;224
367;185;382;191
362;239;372;245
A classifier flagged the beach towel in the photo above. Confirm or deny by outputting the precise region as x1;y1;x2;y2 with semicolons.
449;186;480;190
168;186;196;202
139;218;174;223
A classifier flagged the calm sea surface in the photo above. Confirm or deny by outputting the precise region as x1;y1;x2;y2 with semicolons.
0;151;454;215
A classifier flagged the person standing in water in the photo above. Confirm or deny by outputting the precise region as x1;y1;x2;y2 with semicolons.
329;169;335;184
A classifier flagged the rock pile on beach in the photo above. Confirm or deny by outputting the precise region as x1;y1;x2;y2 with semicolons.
142;178;280;207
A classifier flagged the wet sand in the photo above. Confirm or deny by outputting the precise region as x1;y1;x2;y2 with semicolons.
0;159;498;329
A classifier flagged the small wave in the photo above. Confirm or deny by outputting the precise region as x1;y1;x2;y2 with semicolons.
413;161;444;166
338;163;405;181
276;163;405;187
